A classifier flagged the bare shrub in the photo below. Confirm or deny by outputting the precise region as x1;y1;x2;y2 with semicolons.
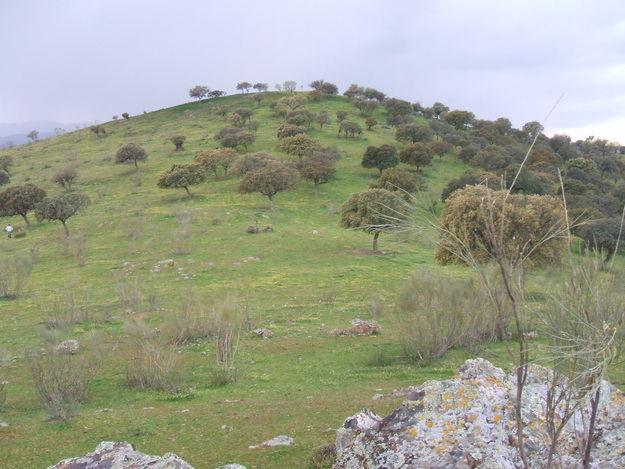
28;347;99;420
65;232;86;267
0;350;10;412
173;210;193;255
115;277;143;312
124;319;179;392
395;269;495;364
209;300;243;386
41;282;92;329
166;291;215;346
0;255;33;299
368;293;385;318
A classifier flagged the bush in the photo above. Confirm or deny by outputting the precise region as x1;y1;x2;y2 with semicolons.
309;443;336;469
166;293;217;346
395;270;495;364
0;350;9;412
214;127;255;150
52;165;78;190
279;134;320;157
238;161;298;208
277;123;306;139
362;145;398;174
115;143;147;168
0;255;33;299
157;164;207;197
195;148;237;177
124;320;180;392
399;143;433;170
231;152;276;176
28;347;99;420
170;134;186;151
372;167;422;195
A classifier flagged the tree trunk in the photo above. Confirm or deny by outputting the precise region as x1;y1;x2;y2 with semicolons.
372;232;380;252
184;186;191;197
583;386;602;468
62;221;69;238
21;213;30;225
134;159;138;169
268;195;275;211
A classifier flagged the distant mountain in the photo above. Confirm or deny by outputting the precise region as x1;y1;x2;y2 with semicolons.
0;121;81;148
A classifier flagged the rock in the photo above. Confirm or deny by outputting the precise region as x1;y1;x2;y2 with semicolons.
262;226;273;232
334;358;625;468
252;328;273;339
218;465;246;469
328;319;381;337
49;441;193;468
0;421;8;428
312;230;320;235
249;435;294;449
158;259;175;267
55;339;79;355
246;225;259;234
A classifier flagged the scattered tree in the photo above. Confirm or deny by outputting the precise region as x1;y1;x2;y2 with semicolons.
286;109;315;127
344;84;364;99
195;148;237;177
443;110;475;130
362;145;399;174
122;112;130;120
0;183;47;224
236;82;252;93
372;167;422;194
52;165;78;190
339;188;408;251
576;218;623;263
0;170;9;186
316;111;330;129
353;97;378;116
399;143;433;170
431;102;449;119
238;161;297;208
395;123;433;144
115;143;147;169
157;164;207;197
441;173;482;201
89;125;106;138
36;192;89;238
27;130;39;142
279;134;320;157
296;152;336;188
170;135;186;151
363;87;385;102
252;82;268;92
430;140;453;158
0;155;14;174
336;110;348;122
189;85;209;100
283;81;297;92
231;152;276;176
338;121;362;138
214;127;256;150
112;115;119;121
277;123;306;139
365;117;378;131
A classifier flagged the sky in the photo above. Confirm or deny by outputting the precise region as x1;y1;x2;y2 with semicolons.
1;0;625;142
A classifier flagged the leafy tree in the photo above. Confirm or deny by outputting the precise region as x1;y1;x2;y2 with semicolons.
189;85;209;100
0;184;46;224
233;108;253;123
52;165;78;190
470;144;511;171
122;112;130;120
195;148;237;177
384;99;413;126
309;80;338;95
339;188;407;251
170;135;186;151
283;80;297;92
343;84;364;99
399;143;433;170
429;119;454;139
236;82;252;93
431;102;449;119
157;164;207;197
27;130;38;142
286;109;315;127
296;152;336;188
363;87;385;102
338;121;362;139
35;192;89;238
90;125;106;138
208;90;225;98
253;93;264;105
365;117;377;131
0;155;14;174
353;98;378;115
522;121;544;141
238;161;297;208
372;167;422;195
253;82;268;92
459;143;481;162
441;173;482;201
436;185;564;266
279;134;320;157
443;110;475;130
308;89;322;101
504;166;552;195
576;218;622;263
112;115;119;120
430;140;453;158
395;123;433;144
271;95;306;116
214;127;256;150
277;123;306;139
316;111;330;129
362;145;399;174
116;143;147;169
336;110;348;122
493;117;513;135
0;170;9;186
231;152;276;176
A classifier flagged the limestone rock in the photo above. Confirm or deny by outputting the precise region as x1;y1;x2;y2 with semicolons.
252;328;273;339
249;435;294;449
329;319;381;337
49;441;193;468
334;358;625;468
55;339;80;355
218;465;247;469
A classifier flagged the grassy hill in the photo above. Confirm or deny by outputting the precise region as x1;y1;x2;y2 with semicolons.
0;93;616;468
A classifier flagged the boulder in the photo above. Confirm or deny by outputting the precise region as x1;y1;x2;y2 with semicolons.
334;358;625;468
249;435;294;449
252;328;273;339
329;319;381;337
49;441;193;468
55;339;80;355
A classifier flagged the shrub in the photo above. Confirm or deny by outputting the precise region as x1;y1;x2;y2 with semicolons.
338;121;362;138
211;304;242;386
365;117;377;131
436;185;565;266
231;152;276;176
214;127;255;150
121;112;130;120
0;255;33;299
372;167;422;195
441;173;482;201
52;164;78;190
170;135;186;151
277;123;306;139
124;320;180;392
0;169;9;186
115;143;147;169
279;134;320;157
28;347;99;420
166;292;216;346
0;155;14;173
429;140;453;158
362;145;399;174
286;109;315;127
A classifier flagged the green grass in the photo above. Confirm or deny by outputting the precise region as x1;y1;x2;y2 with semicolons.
0;93;616;468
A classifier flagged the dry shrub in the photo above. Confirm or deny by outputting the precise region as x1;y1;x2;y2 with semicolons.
368;293;385;318
65;232;86;266
173;210;193;255
28;346;99;421
41;283;91;329
0;350;10;412
116;276;143;312
395;269;497;364
166;291;216;346
0;255;33;299
124;319;179;392
210;300;243;386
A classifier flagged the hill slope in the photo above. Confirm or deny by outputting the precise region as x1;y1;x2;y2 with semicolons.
0;92;490;467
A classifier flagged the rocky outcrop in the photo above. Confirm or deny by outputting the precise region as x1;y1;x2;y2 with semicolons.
329;319;381;337
49;441;193;468
334;358;625;468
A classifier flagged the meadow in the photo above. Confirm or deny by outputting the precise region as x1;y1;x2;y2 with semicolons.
0;93;622;468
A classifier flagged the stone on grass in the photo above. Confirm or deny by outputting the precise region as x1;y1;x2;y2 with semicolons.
328;319;381;337
249;435;294;449
49;441;193;468
218;465;247;469
252;328;273;339
334;358;625;468
55;339;80;355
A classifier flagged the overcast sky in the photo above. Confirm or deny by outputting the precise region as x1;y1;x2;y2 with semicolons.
1;0;624;142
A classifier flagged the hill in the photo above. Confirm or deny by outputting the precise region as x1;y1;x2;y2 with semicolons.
0;91;623;468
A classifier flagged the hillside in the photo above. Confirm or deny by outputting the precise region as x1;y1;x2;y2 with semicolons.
0;91;623;468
